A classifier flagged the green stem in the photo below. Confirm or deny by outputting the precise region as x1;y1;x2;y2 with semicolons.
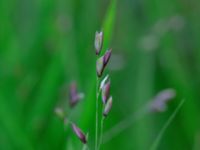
102;103;149;144
82;144;89;150
98;116;105;150
150;99;185;150
95;77;100;150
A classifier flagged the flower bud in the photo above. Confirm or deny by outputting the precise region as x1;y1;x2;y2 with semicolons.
100;75;109;90
103;96;113;117
96;56;104;77
95;31;103;55
102;80;110;104
103;49;112;67
69;82;84;107
96;50;112;77
150;89;176;112
71;123;87;144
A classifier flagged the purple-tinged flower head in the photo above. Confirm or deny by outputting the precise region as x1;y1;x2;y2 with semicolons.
69;82;84;107
103;96;113;117
102;80;110;104
96;49;112;77
100;75;109;90
95;31;103;55
150;88;176;112
103;49;112;67
96;56;104;77
71;123;87;144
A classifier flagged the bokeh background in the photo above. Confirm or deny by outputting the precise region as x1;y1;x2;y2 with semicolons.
0;0;200;149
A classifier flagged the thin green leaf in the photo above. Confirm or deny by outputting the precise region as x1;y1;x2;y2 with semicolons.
150;99;185;150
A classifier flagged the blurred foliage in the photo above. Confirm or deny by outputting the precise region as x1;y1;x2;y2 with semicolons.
0;0;200;150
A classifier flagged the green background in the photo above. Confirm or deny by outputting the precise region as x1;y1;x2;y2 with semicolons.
0;0;200;149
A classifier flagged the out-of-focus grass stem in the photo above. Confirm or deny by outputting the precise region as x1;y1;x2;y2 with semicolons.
82;144;89;150
103;103;150;144
150;99;185;150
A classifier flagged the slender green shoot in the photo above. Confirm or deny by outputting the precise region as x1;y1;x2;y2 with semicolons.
150;99;185;150
103;103;149;144
98;114;105;150
95;77;100;150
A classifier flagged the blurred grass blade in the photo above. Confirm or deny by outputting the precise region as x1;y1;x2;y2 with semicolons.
150;99;185;150
0;95;33;150
26;54;63;142
103;103;149;144
102;0;117;52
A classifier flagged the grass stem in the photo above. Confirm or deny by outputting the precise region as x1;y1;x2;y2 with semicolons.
150;99;185;150
95;77;100;150
103;103;149;144
98;115;105;150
